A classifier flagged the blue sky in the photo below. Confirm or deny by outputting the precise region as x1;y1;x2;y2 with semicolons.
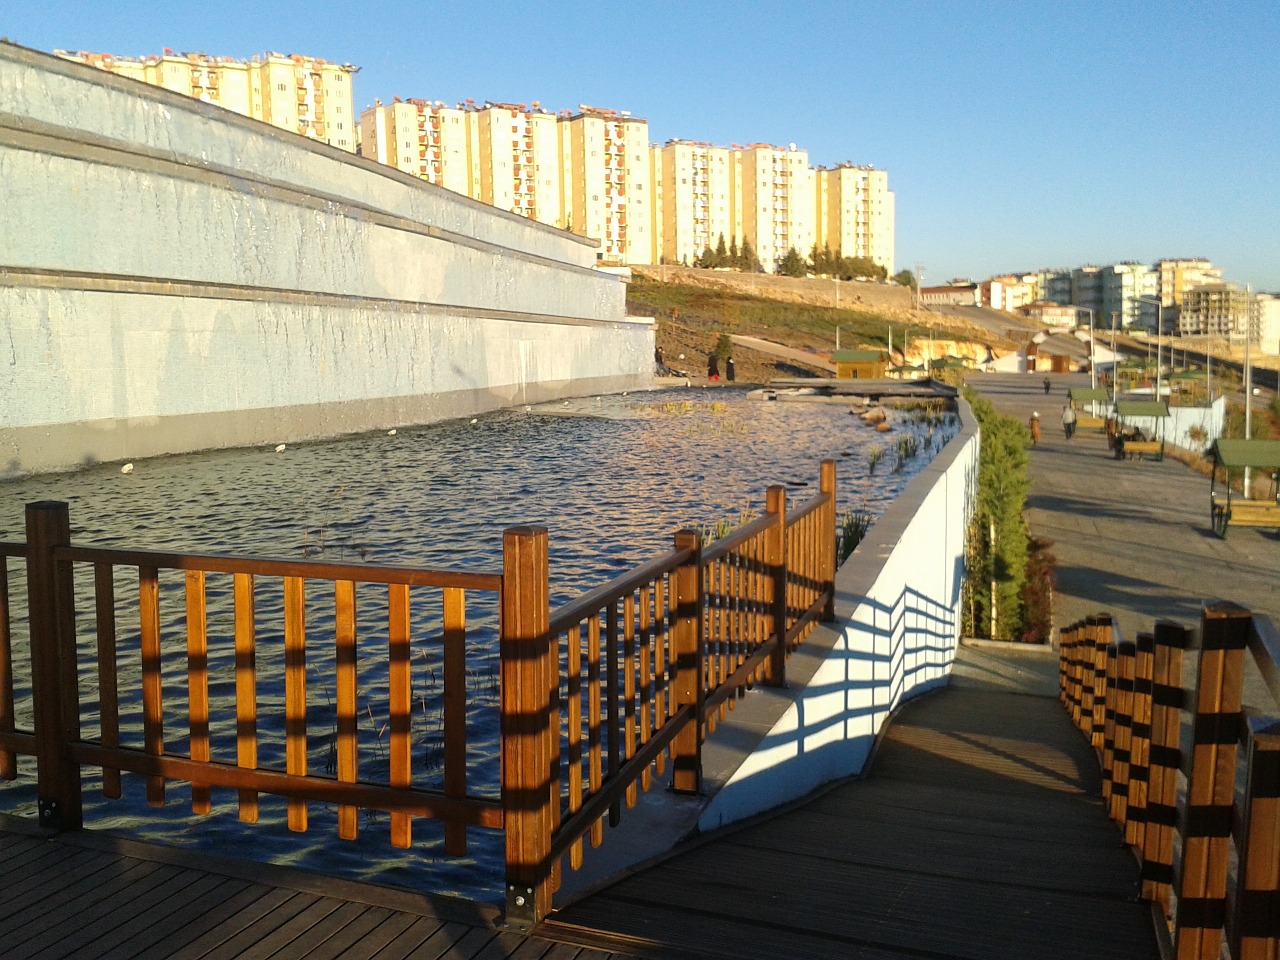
7;0;1278;289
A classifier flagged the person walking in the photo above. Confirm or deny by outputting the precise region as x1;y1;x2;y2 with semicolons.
725;356;736;382
1043;376;1052;395
1029;411;1042;446
1061;402;1076;439
707;353;720;381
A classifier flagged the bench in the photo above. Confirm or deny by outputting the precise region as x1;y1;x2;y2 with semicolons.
1115;439;1164;461
1076;415;1107;431
1212;498;1280;538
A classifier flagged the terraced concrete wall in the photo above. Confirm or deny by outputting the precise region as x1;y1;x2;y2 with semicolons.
0;43;651;476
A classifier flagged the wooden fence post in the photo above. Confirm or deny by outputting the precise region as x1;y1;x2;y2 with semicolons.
1107;639;1136;827
1126;631;1155;851
1078;617;1099;743
25;501;82;831
820;459;837;622
1101;639;1119;803
1090;615;1113;754
1230;717;1280;960
1170;602;1249;959
1142;620;1189;911
765;485;787;687
500;526;554;930
670;529;703;795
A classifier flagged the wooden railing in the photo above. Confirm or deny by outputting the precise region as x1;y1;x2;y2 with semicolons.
1059;605;1280;960
0;460;838;929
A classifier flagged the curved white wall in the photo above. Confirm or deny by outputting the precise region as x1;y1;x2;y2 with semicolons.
0;43;651;476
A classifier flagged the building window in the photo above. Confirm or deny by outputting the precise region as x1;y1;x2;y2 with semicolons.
277;83;287;91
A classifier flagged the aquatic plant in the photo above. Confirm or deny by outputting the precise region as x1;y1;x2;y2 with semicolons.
866;445;885;475
837;506;874;563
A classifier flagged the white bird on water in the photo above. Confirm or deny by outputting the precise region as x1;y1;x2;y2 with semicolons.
387;429;397;436
120;463;134;475
470;418;478;424
274;443;286;453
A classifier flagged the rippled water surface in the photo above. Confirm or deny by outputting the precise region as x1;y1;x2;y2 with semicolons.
0;387;955;903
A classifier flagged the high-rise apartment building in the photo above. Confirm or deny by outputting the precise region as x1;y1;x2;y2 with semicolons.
1179;284;1257;342
815;164;894;272
561;108;653;264
1100;262;1156;331
57;49;359;151
358;99;472;195
737;144;815;272
1154;258;1223;330
474;103;560;223
656;140;734;266
1070;266;1104;319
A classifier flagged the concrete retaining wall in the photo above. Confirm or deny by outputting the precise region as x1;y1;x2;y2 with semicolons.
0;43;651;476
697;402;979;829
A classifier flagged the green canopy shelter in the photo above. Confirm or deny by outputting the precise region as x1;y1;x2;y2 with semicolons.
1209;440;1280;537
1112;400;1168;461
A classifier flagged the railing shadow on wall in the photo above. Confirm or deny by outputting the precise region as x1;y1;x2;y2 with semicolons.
0;460;837;930
1059;605;1280;960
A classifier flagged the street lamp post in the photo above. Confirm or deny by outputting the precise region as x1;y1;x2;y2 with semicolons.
1134;296;1164;402
835;324;846;351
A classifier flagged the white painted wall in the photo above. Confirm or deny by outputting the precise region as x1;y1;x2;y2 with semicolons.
698;403;979;829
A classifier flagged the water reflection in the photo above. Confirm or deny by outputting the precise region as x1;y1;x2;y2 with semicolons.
0;387;955;903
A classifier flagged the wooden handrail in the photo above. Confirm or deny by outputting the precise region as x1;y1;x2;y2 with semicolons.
1060;605;1280;960
6;457;841;931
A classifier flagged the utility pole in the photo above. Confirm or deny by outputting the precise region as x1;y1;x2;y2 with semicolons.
1244;285;1254;497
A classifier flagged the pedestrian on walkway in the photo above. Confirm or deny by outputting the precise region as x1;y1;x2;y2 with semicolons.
1043;376;1052;395
1061;403;1076;439
1029;411;1042;446
707;353;720;381
725;356;736;382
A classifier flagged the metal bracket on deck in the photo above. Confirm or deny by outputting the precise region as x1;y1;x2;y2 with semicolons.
38;798;60;829
505;884;536;931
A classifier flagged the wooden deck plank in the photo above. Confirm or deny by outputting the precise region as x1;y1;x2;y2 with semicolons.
201;895;345;960
328;913;423;960
0;848;123;917
264;903;393;960
181;892;325;960
362;917;453;960
3;861;178;959
56;871;233;960
132;886;300;960
95;877;264;960
551;673;1158;960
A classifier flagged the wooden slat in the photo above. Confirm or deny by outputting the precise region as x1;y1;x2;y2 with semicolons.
388;582;412;849
587;613;603;848
566;624;584;869
442;585;467;856
653;575;668;776
284;575;308;833
91;563;122;798
605;601;620;828
0;555;15;779
622;593;637;809
637;585;652;793
138;564;165;806
185;569;210;813
234;572;258;822
334;579;359;840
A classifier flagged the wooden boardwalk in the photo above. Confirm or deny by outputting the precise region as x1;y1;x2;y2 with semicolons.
0;646;1156;959
0;818;631;960
544;646;1158;960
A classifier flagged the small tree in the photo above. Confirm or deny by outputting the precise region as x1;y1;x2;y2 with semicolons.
715;233;728;265
777;247;807;278
740;238;762;273
893;269;916;289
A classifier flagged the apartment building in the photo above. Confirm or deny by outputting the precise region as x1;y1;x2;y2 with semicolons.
737;144;815;272
1179;284;1257;342
474;103;560;223
1100;262;1156;331
57;49;359;151
1069;266;1104;319
358;99;473;195
656;140;734;267
982;274;1037;312
560;108;653;264
815;164;894;273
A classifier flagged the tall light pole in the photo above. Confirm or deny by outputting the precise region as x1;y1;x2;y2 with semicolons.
1134;295;1163;402
1109;312;1119;402
1078;307;1097;415
835;324;846;351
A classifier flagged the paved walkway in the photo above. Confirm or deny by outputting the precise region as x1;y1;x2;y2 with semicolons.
974;373;1280;707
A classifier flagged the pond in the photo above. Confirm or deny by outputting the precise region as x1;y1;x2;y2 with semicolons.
0;386;957;903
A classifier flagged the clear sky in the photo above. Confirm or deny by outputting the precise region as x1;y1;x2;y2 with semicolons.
7;0;1278;289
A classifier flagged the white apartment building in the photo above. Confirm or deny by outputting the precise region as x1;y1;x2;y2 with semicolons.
358;99;473;195
1257;295;1280;357
815;164;894;273
474;103;560;223
57;49;359;151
